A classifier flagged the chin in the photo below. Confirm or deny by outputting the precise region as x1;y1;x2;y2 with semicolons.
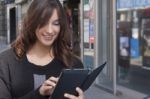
41;41;53;47
44;43;53;47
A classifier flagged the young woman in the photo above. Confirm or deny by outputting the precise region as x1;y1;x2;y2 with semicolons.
0;0;84;99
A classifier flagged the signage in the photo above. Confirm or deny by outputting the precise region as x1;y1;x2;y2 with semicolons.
15;0;27;4
120;36;129;57
84;19;90;43
130;38;139;58
4;0;15;4
117;0;150;9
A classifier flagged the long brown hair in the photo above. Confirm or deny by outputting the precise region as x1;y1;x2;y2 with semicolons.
11;0;73;67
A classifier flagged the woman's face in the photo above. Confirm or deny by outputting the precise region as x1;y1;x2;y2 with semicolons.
35;9;60;47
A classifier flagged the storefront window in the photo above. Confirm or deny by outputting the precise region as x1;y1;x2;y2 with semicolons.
117;0;150;95
83;0;95;68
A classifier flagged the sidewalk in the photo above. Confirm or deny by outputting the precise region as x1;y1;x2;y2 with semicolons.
85;85;146;99
85;85;118;99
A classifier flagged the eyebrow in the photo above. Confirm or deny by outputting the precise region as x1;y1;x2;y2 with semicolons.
54;19;60;21
48;18;60;24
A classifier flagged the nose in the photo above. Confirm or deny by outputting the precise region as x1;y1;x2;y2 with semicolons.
46;23;54;34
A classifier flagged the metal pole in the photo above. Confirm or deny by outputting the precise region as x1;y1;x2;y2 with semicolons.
112;0;117;95
80;0;84;62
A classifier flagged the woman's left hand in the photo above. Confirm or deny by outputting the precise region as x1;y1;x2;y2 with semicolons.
64;87;84;99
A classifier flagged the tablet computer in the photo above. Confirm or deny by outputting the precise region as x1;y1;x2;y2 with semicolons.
50;62;106;99
50;69;89;99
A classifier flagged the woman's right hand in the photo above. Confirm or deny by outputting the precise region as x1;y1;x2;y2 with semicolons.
39;76;58;96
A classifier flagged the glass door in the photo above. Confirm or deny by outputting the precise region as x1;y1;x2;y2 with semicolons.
95;0;116;94
81;0;117;94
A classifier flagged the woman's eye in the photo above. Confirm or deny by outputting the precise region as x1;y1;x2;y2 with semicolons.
53;21;60;26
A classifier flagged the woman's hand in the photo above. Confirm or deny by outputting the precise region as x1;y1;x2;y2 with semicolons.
64;87;84;99
39;76;58;96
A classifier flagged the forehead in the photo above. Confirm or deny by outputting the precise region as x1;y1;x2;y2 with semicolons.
38;8;60;28
49;9;59;20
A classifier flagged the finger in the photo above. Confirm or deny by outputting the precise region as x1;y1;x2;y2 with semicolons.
64;93;77;99
48;77;59;83
43;86;53;90
76;87;83;96
44;80;56;87
42;86;53;95
39;85;53;96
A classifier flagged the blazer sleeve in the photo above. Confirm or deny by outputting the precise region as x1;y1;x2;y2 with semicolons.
0;57;47;99
0;58;12;99
17;88;48;99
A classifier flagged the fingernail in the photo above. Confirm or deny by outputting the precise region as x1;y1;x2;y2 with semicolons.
76;87;79;90
64;93;68;97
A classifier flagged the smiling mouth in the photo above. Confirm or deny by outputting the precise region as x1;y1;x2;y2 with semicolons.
43;36;53;39
42;33;56;40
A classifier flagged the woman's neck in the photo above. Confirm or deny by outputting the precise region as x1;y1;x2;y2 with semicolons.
27;42;53;59
26;42;54;66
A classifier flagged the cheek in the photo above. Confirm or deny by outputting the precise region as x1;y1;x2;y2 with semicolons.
35;30;41;38
53;26;60;36
55;26;60;33
35;29;44;40
36;27;45;34
35;30;39;38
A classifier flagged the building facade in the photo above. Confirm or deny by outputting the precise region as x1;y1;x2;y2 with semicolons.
116;0;150;96
5;0;30;44
81;0;149;97
0;1;7;44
